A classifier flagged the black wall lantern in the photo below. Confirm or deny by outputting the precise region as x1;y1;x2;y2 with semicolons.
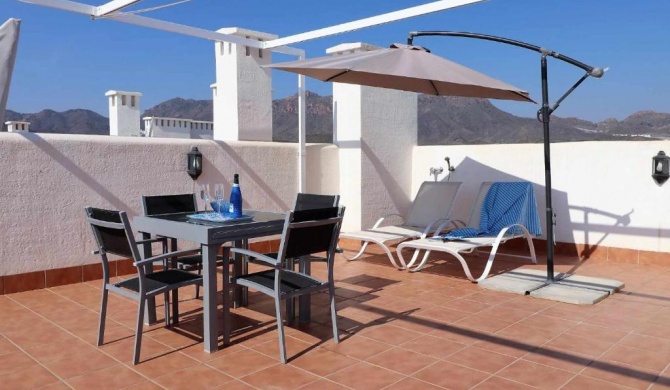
187;146;203;180
652;151;670;186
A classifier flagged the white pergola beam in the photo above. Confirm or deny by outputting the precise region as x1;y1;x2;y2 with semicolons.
19;0;304;56
20;0;96;14
107;13;304;55
96;0;142;16
263;0;487;49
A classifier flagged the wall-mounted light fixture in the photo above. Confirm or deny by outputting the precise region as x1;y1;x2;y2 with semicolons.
187;146;203;180
652;151;670;186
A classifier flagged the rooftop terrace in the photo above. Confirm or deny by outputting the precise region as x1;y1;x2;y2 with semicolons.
2;248;670;390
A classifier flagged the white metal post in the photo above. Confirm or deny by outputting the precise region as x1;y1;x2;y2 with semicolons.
298;56;306;193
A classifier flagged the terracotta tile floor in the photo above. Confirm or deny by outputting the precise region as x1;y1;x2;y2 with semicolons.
3;247;670;389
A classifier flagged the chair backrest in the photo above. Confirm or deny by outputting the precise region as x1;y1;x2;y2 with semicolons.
467;182;495;228
277;207;344;261
466;182;541;236
403;181;462;227
142;193;198;216
85;207;141;279
294;193;339;211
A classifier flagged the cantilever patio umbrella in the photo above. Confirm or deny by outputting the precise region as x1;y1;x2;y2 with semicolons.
268;43;534;103
269;32;605;287
0;18;21;126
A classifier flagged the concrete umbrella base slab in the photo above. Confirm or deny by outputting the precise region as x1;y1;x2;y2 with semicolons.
478;268;624;305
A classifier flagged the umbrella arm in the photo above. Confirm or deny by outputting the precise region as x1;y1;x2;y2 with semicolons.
538;72;591;121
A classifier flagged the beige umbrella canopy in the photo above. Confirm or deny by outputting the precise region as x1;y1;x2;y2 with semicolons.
267;43;534;103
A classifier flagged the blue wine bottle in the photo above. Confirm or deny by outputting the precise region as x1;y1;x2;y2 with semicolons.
229;173;242;218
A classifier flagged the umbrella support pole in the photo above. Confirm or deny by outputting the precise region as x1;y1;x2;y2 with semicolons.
524;272;572;294
408;30;606;284
539;54;555;282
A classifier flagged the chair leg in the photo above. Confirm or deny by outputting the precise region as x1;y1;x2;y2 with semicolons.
97;288;109;346
329;284;340;343
172;289;179;325
133;298;146;365
274;296;287;364
163;292;170;327
285;258;295;325
195;264;201;299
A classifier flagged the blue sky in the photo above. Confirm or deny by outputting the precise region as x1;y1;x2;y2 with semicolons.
2;0;669;122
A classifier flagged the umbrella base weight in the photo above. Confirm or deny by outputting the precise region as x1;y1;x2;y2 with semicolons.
479;268;624;305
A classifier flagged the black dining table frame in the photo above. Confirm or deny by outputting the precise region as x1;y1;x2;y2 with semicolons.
133;210;286;353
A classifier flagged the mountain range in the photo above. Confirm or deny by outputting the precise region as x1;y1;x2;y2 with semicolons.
5;92;669;144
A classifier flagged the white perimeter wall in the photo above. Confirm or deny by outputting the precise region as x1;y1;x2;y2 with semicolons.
0;133;338;276
4;132;670;276
412;141;670;253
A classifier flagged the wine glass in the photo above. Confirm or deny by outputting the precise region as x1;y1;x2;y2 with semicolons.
200;185;210;212
214;184;224;216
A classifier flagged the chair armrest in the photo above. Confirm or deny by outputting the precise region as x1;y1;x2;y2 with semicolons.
229;248;280;266
432;218;467;237
135;236;168;246
133;248;201;267
373;213;404;228
420;217;450;237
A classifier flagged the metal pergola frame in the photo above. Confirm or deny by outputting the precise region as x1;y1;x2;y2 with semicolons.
17;0;487;191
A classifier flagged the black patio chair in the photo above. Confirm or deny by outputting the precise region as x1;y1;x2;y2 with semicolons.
85;207;203;365
141;193;225;299
228;206;345;363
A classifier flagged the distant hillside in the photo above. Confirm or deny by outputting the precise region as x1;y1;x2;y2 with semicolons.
3;109;108;135
142;97;214;122
141;93;334;143
5;92;668;144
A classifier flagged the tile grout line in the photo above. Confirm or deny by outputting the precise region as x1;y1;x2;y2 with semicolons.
6;288;172;389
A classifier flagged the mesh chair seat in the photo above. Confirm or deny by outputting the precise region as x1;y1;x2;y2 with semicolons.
233;269;324;295
115;270;202;295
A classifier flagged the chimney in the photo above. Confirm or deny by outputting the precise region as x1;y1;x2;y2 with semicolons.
4;121;30;132
105;90;142;136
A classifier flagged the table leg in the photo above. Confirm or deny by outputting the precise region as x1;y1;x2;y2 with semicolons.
232;240;249;308
169;238;178;325
221;247;231;346
141;232;157;325
202;244;220;353
242;239;249;306
299;255;311;323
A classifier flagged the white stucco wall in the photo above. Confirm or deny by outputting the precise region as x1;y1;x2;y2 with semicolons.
0;133;338;276
360;87;417;229
213;28;275;142
5;130;668;276
334;83;363;231
306;144;340;196
412;141;670;252
334;84;417;232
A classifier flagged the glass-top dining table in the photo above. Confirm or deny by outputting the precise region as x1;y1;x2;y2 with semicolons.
133;209;286;353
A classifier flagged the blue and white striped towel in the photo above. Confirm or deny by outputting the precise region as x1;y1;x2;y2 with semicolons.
442;182;542;240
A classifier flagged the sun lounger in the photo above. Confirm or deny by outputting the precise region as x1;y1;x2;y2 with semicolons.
397;181;541;281
341;181;462;269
